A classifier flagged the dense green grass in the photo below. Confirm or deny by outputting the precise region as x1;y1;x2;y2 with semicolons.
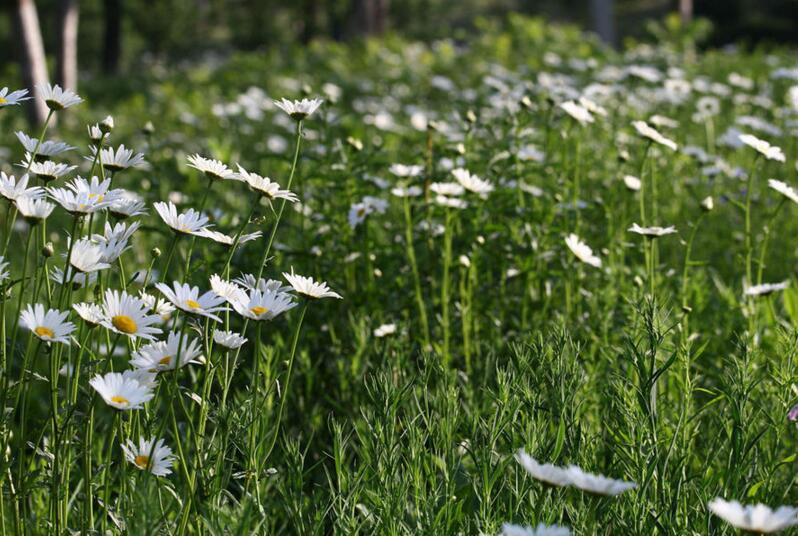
3;14;798;535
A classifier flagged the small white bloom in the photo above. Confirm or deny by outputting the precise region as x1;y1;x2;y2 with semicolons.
768;179;798;204
632;120;678;151
23;157;76;182
121;437;175;476
273;97;323;120
559;100;594;124
739;133;785;162
628;223;677;237
229;288;297;321
622;175;641;191
283;269;342;299
0;173;42;202
708;498;798;533
155;281;227;321
0;87;31;107
16;195;55;221
187;154;239;182
130;330;203;371
499;522;572;536
564;233;601;268
213;329;248;349
389;164;424;177
20;304;75;344
154;201;209;236
37;83;82;110
237;165;297;201
745;281;789;297
89;144;146;172
15;131;74;158
452;168;493;196
100;289;163;340
90;371;155;410
373;323;397;338
69;238;111;273
73;303;104;326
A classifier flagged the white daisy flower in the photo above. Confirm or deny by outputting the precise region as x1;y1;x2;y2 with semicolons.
768;179;798;204
564;233;601;268
233;274;292;294
121;437;175;476
708;498;798;533
92;221;141;261
20;304;75;344
50;267;97;288
89;371;155;410
236;165;298;201
578;96;607;117
130;330;203;372
15;131;74;158
389;164;424;177
187;154;239;181
745;281;789;297
628;223;678;237
632;120;678;151
16;195;55;221
89;144;146;172
452;168;494;196
139;292;177;323
23;157;77;182
273;97;323;120
563;465;637;496
435;195;468;209
391;185;423;198
430;182;465;196
0;87;31;107
515;450;571;487
37;83;82;110
209;275;249;305
230;288;297;321
739;133;786;162
213;329;248;349
48;176;120;215
283;269;342;300
69;238;111;273
196;228;262;248
155;281;227;321
0;256;8;283
109;191;147;218
153;201;210;236
373;323;397;338
622;175;641;191
100;289;163;340
87;124;104;143
559;100;594;124
0;173;42;202
72;303;104;326
499;522;572;536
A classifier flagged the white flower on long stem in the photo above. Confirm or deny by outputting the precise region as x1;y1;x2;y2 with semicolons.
92;221;141;263
564;233;601;268
0;87;30;107
237;165;297;201
745;281;789;297
283;269;342;300
213;329;248;349
16;195;55;221
430;182;465;197
435;195;468;209
230;288;297;321
0;173;42;202
373;323;397;338
708;498;798;533
391;185;423;198
37;83;82;110
89;144;146;172
233;274;292;293
69;238;111;273
89;371;155;410
273;97;323;120
622;175;641;191
20;304;75;344
155;281;227;321
153;201;209;235
22;157;76;182
109;192;147;218
51;267;97;288
187;154;239;181
499;523;572;536
121;437;175;476
72;303;104;326
452;168;493;196
48;176;120;215
628;223;677;237
15;131;74;158
516;450;636;496
130;330;203;372
100;289;163;340
632;120;678;151
196;228;261;248
739;133;786;162
560;100;594;124
768;179;798;204
210;274;249;304
389;164;424;177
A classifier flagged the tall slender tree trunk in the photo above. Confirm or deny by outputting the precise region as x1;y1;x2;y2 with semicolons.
102;0;122;74
680;0;693;24
351;0;389;36
57;0;80;90
589;0;616;46
15;0;50;125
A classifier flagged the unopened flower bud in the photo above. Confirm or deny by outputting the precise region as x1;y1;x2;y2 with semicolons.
100;115;114;133
142;121;155;136
520;95;533;110
42;242;54;258
701;196;714;211
151;247;161;258
465;110;477;124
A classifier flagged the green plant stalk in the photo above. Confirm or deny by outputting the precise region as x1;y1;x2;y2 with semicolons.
441;207;453;366
402;195;430;350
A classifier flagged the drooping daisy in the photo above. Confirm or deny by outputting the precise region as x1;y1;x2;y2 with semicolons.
499;523;572;536
37;83;82;110
236;165;298;201
121;437;175;476
187;154;239;182
20;304;75;344
564;234;601;268
768;179;798;204
196;228;262;248
100;289;163;340
155;281;227;321
627;223;677;237
72;303;104;326
230;288;297;321
16;195;55;221
283;269;342;300
153;201;210;236
632;120;678;151
89;371;155;410
745;281;789;297
129;330;203;372
452;168;494;196
559;100;594;125
273;97;323;120
0;173;42;203
69;238;111;273
23;157;77;183
15;131;74;159
739;134;786;162
87;124;104;144
708;498;798;533
213;329;248;349
89;144;146;172
0;87;31;107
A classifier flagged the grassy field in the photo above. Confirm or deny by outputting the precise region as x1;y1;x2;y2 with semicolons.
2;14;798;535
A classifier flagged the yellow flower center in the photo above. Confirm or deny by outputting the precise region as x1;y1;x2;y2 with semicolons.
89;193;105;203
158;356;172;366
34;326;55;338
134;455;150;469
112;315;138;334
185;299;201;310
111;395;129;406
0;97;7;105
250;306;269;316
